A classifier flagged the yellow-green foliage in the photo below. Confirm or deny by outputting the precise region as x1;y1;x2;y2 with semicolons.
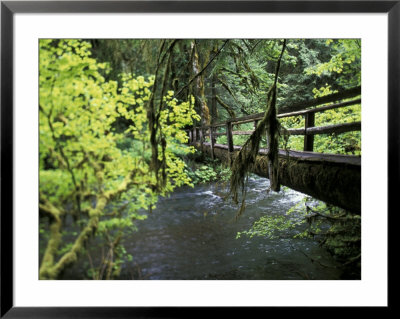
39;39;199;279
279;85;361;155
305;39;361;81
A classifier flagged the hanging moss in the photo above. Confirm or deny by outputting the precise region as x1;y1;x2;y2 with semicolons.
147;40;177;190
196;143;360;213
229;40;286;218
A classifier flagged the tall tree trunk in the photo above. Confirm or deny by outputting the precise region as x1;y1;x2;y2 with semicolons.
211;73;218;125
210;43;219;125
191;41;210;126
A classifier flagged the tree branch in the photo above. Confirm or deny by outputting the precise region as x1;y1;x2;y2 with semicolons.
174;40;229;98
215;95;236;118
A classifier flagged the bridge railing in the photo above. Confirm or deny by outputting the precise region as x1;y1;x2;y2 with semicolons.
187;86;361;159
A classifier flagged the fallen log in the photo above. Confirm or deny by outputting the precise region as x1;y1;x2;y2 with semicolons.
194;142;361;214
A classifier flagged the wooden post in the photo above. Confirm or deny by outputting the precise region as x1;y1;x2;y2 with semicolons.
254;119;265;149
266;134;270;150
209;126;215;160
304;113;315;152
254;120;258;129
199;127;203;148
188;130;192;144
226;121;234;165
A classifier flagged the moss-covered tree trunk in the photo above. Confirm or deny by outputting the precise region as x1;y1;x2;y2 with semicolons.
196;143;361;213
191;41;210;126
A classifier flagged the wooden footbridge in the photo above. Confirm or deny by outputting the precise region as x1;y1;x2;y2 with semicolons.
186;87;361;213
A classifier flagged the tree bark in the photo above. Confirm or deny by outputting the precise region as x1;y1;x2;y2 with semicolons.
191;41;210;126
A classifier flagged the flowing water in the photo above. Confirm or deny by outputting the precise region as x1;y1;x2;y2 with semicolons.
61;175;344;280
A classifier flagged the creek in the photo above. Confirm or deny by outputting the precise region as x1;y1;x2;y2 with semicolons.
61;175;346;280
119;176;342;279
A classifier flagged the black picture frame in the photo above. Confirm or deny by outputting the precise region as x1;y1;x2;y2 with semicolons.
1;0;395;317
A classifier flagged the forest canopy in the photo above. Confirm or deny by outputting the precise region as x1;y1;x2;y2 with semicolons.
39;38;361;279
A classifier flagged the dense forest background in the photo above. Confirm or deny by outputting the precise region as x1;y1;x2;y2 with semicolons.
39;39;361;280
